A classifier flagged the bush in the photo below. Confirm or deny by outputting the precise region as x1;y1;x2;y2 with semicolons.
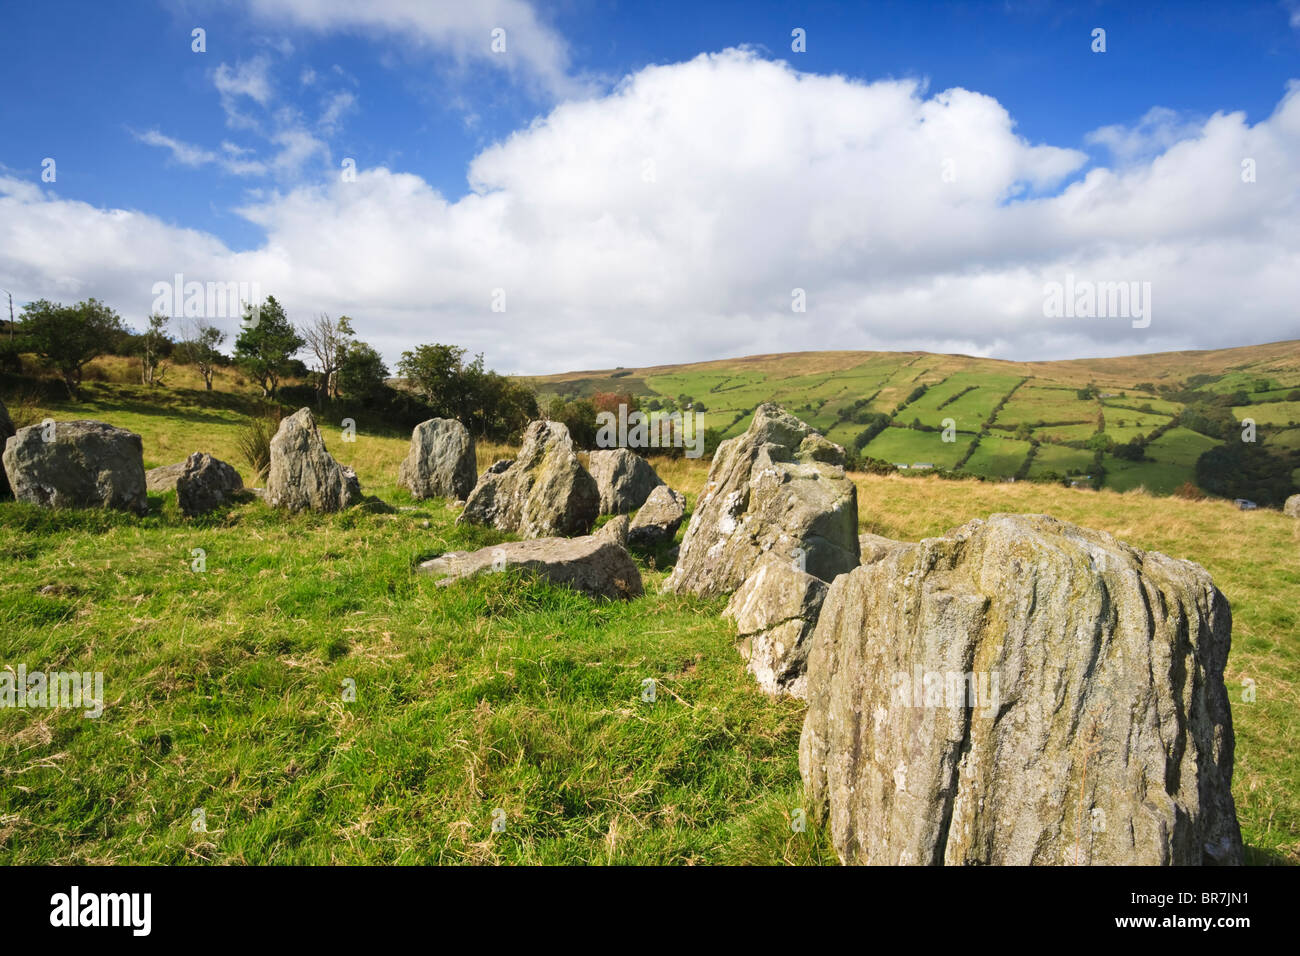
1173;481;1206;500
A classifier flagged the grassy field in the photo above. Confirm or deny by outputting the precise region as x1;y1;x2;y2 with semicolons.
2;352;1299;865
2;410;1297;864
530;340;1300;496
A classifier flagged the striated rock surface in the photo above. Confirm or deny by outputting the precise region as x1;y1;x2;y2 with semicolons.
398;417;477;500
459;420;598;538
799;513;1243;866
265;408;362;513
664;404;858;596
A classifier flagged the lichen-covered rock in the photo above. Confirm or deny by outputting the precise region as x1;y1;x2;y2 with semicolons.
724;551;828;699
799;513;1243;866
398;418;477;500
664;404;858;596
265;408;362;513
628;485;686;550
588;448;664;514
177;452;243;516
418;526;642;600
459;420;598;538
859;532;908;565
2;419;147;514
1285;494;1300;518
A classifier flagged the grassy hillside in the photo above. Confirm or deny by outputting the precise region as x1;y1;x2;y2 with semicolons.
2;351;1297;865
528;341;1300;497
1;387;1296;862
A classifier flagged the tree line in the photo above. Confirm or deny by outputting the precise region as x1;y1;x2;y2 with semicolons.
0;295;539;441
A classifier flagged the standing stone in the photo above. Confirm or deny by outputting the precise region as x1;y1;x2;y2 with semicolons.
628;485;686;550
800;513;1243;866
2;419;147;514
459;420;598;538
1284;494;1300;518
588;448;664;514
265;408;362;513
177;452;243;517
398;418;477;500
724;551;828;699
664;404;859;597
0;398;14;498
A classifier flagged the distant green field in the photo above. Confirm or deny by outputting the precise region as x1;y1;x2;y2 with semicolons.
964;435;1033;477
1144;426;1220;468
861;426;965;468
530;343;1300;498
1028;442;1095;478
1033;423;1098;442
995;386;1098;427
1235;401;1300;426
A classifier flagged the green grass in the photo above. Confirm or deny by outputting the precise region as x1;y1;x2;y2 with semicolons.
0;496;836;865
1235;401;1300;427
861;426;966;468
963;435;1032;477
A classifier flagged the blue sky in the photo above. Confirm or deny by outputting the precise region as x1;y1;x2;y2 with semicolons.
2;0;1298;373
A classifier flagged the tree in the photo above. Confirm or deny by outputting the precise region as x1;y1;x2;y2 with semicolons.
19;297;126;399
179;319;227;391
234;296;303;398
300;313;354;404
137;313;170;386
337;341;388;400
397;343;468;416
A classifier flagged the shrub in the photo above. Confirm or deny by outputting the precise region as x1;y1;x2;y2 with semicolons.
235;413;279;482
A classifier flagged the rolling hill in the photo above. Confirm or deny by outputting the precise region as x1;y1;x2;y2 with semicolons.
527;340;1300;499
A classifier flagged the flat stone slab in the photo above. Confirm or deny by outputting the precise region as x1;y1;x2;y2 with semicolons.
418;524;643;601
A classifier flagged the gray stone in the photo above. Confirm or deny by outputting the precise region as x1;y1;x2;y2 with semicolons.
595;513;631;549
398;417;477;500
1284;494;1300;518
418;528;643;601
799;513;1243;866
459;420;598;538
2;419;147;514
664;404;859;597
588;448;664;514
724;551;828;699
176;452;243;517
145;461;188;493
859;532;909;565
265;408;362;513
628;484;686;550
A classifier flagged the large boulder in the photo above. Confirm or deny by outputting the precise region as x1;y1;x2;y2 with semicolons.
2;419;147;514
177;452;243;517
1284;494;1300;518
418;521;643;601
724;551;828;699
265;408;362;513
628;484;686;550
0;398;14;497
588;448;664;514
459;420;598;538
398;418;477;500
664;404;859;597
799;513;1243;866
